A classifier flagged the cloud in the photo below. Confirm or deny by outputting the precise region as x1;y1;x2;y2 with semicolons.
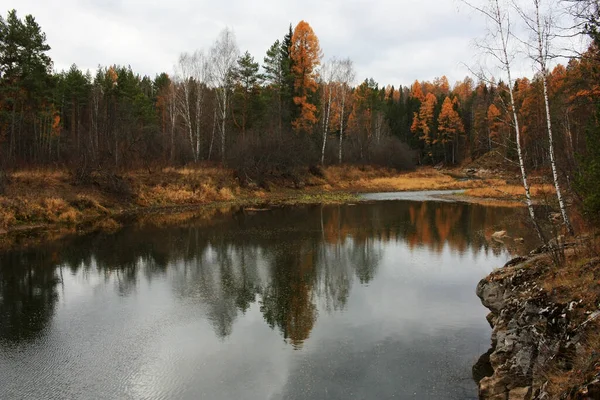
7;0;579;87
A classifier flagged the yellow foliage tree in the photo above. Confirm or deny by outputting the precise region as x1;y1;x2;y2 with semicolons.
290;20;322;133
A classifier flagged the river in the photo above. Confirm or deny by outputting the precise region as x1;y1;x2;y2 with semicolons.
0;195;538;399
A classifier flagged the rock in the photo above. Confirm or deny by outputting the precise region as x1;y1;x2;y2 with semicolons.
508;387;531;400
476;253;592;400
492;230;508;241
549;212;562;222
477;279;507;313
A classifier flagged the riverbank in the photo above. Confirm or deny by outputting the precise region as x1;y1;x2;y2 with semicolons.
0;164;557;251
476;235;600;399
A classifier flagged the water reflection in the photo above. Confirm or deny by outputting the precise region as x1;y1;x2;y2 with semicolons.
0;200;537;399
0;201;535;347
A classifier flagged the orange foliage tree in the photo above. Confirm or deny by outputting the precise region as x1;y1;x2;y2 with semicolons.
437;97;464;163
411;93;438;160
290;21;322;133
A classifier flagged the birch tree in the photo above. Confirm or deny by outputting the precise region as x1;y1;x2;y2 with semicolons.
513;0;575;235
174;51;208;162
463;0;547;242
209;28;239;163
320;58;340;165
336;58;355;164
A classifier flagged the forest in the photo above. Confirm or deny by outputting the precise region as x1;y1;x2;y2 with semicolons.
0;1;599;217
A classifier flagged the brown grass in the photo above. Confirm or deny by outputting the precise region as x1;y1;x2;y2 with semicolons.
534;235;600;397
92;218;122;233
464;182;556;200
324;166;495;192
0;164;550;232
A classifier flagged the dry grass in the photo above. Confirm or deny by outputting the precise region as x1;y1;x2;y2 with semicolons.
0;202;16;229
136;183;236;206
534;235;600;397
10;169;69;181
464;182;556;200
0;164;547;232
324;166;494;192
92;218;122;233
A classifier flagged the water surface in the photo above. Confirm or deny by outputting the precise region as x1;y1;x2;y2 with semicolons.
0;199;536;399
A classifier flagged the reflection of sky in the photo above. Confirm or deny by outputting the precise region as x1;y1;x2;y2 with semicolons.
0;203;522;400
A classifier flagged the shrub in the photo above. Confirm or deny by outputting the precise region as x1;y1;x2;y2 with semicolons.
366;137;417;171
228;134;317;187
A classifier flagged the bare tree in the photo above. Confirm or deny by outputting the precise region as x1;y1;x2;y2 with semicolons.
561;0;600;42
513;0;575;235
209;28;239;164
336;58;355;164
174;51;208;162
320;58;340;165
463;0;547;242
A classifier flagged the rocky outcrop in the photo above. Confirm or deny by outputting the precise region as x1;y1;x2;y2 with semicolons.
475;251;600;400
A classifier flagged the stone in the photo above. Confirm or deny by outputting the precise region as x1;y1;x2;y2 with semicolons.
508;386;530;400
492;230;508;241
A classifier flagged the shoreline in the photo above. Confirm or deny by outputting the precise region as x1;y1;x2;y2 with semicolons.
476;238;600;399
0;186;525;239
0;166;551;251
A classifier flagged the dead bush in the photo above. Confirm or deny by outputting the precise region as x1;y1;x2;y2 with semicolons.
228;135;317;187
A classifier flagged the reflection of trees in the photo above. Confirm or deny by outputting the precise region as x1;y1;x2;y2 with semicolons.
0;200;533;347
0;250;60;343
260;246;318;349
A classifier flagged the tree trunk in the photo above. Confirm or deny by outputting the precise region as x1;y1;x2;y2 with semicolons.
322;86;332;165
339;92;346;164
221;90;227;163
496;0;546;243
209;106;217;161
533;0;574;235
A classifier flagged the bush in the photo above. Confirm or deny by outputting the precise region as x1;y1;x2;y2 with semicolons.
228;134;317;187
367;137;417;171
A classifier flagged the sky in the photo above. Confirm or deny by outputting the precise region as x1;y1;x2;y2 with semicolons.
2;0;586;87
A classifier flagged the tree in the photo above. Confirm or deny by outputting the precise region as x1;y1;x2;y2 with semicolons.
411;93;438;161
232;50;262;138
410;80;426;102
154;72;177;162
210;28;239;163
0;9;53;163
174;51;208;162
487;103;504;147
514;0;575;235
290;20;322;134
336;58;355;164
263;39;286;136
319;58;340;165
462;0;546;242
437;97;465;163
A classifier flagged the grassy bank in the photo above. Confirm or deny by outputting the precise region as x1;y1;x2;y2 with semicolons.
0;164;557;235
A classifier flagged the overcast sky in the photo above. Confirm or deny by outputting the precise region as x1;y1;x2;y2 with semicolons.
4;0;584;87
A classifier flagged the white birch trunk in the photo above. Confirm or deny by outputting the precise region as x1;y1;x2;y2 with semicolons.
339;91;346;164
533;0;575;235
496;0;546;242
322;85;333;165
